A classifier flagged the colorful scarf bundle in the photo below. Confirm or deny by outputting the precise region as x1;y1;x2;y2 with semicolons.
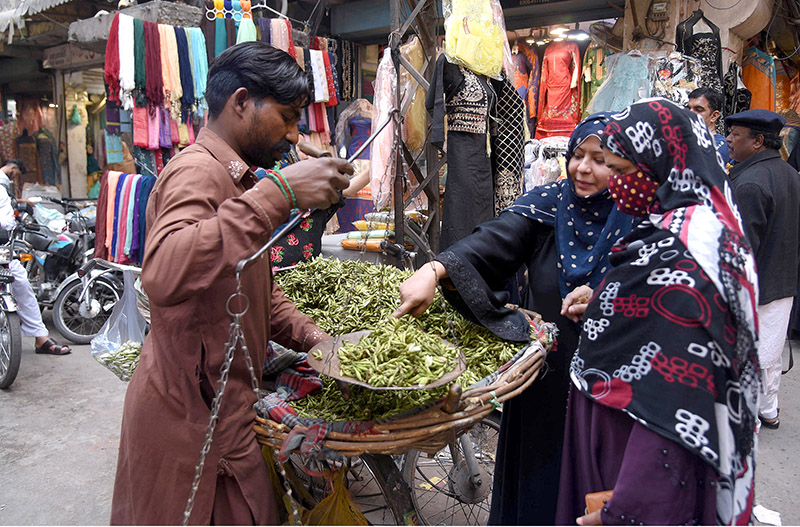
104;14;121;102
143;21;163;108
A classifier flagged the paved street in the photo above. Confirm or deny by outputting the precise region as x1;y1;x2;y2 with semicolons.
1;314;798;525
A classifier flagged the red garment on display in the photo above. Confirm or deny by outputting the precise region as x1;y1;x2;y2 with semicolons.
322;50;338;107
105;15;120;102
535;41;581;139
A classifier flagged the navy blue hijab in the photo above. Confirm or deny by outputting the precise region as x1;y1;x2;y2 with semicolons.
506;113;635;297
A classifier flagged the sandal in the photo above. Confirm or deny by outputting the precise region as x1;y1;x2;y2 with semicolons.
759;412;780;430
35;338;71;356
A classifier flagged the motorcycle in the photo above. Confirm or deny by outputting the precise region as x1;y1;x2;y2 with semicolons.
14;197;96;312
52;258;126;344
0;242;32;389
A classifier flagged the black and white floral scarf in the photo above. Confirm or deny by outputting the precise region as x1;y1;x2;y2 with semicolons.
572;98;760;525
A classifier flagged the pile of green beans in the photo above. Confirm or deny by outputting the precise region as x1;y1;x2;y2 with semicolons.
276;258;530;421
335;317;459;387
94;340;142;382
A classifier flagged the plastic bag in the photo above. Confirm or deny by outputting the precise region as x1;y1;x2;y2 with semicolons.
443;0;503;78
400;36;426;152
305;469;368;526
91;270;147;381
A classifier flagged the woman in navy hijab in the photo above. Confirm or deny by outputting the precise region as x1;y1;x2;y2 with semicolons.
395;113;636;525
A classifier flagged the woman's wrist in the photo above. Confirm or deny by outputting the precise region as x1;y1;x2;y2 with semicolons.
428;260;448;280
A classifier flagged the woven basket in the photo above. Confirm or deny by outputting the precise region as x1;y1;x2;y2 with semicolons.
253;337;547;457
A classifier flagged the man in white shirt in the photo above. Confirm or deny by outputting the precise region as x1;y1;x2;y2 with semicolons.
0;183;71;355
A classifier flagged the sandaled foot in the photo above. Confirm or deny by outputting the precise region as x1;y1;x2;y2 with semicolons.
35;338;71;355
759;413;780;430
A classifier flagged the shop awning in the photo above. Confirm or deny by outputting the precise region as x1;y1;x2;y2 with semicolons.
0;0;74;44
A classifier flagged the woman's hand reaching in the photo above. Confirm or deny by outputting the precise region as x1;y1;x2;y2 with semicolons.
393;261;448;318
561;285;593;323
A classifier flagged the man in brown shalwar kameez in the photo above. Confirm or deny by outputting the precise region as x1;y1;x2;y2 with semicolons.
110;42;352;525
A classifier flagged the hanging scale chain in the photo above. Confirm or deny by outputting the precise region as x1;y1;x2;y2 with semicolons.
182;271;281;525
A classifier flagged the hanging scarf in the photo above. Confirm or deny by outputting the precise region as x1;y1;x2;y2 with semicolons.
174;27;196;115
133;18;146;107
124;174;141;256
322;50;338;107
188;28;209;116
508;113;635;297
117;14;135;110
147;105;160;150
214;17;227;57
257;17;270;43
284;19;296;59
159;104;172;148
137;175;158;261
225;18;236;48
309;50;328;103
160;24;182;120
104;14;121;103
143;21;163;108
200;10;216;64
270;18;285;51
131;106;149;148
573;98;759;525
303;48;315;101
236;17;257;43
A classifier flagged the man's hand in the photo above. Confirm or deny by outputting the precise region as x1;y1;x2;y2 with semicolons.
393;262;446;318
561;285;593;323
282;158;353;209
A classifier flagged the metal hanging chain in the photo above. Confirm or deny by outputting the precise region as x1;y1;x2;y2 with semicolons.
181;273;264;525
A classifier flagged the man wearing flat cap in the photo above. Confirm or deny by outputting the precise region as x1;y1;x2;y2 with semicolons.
727;108;800;430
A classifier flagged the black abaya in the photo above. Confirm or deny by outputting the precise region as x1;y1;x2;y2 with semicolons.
436;211;580;524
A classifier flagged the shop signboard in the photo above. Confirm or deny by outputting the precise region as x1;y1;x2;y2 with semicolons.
43;44;104;70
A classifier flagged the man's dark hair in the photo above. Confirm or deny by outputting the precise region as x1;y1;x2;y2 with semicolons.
4;159;26;174
205;42;311;118
747;128;783;150
688;87;724;114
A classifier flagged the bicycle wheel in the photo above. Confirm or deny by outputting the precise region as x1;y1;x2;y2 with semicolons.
0;311;22;389
402;410;501;525
281;453;417;525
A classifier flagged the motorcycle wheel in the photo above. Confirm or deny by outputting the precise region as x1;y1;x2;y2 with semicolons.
53;277;121;344
0;311;22;389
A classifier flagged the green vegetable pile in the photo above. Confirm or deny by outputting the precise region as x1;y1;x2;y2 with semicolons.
275;258;527;421
334;317;459;387
94;340;142;382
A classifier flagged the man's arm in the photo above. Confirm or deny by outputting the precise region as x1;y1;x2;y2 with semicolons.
0;186;16;231
733;181;769;255
141;161;292;307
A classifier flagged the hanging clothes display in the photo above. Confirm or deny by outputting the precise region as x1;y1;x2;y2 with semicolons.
491;76;525;214
513;41;541;135
35;128;59;186
776;61;793;114
651;52;702;107
580;43;611;117
420;51;525;238
535;41;581;139
585;51;651;114
742;46;777;112
723;61;752;128
675;10;723;95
